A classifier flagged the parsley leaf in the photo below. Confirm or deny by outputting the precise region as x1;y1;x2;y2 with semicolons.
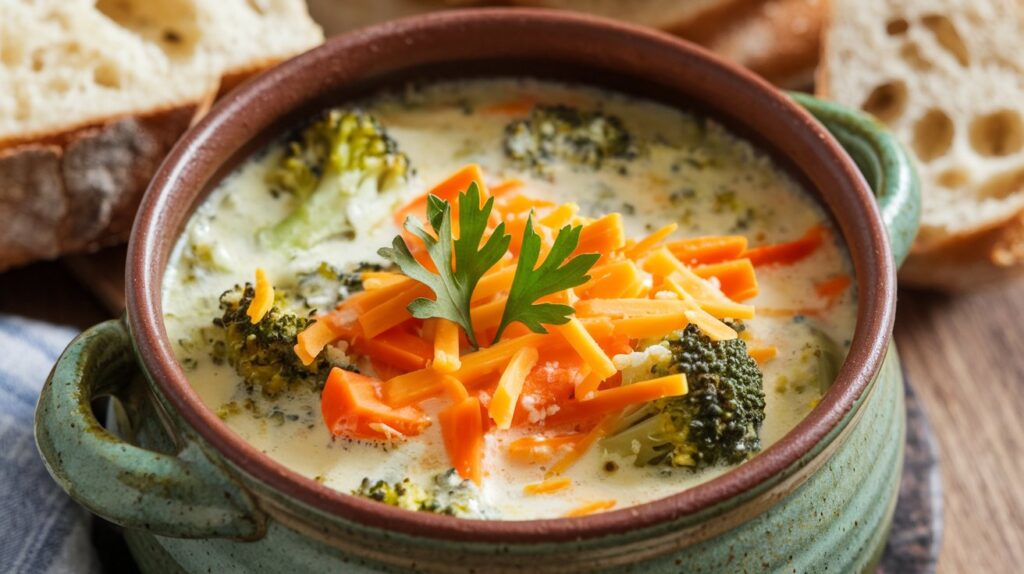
492;216;600;342
379;183;510;349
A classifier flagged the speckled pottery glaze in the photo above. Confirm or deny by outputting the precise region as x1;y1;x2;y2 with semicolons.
35;9;920;573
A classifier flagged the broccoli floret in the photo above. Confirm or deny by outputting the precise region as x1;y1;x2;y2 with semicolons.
352;469;487;518
293;261;391;311
503;104;636;173
260;109;410;248
205;283;352;397
602;324;765;469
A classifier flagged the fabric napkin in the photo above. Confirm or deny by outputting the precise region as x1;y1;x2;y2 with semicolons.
0;315;101;574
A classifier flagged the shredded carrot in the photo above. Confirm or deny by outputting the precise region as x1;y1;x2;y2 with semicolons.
439;396;485;484
350;328;432;372
816;274;852;301
392;164;489;227
748;346;778;364
357;282;432;338
576;213;626;256
549;374;687;426
554;317;617;380
361;272;409;291
743;225;826;267
693;258;759;301
472;265;517;303
611;313;690;339
383;334;549;406
295;319;344;366
488;346;539;429
523;477;572;495
546;414;621;477
247;268;274;324
661;277;756;320
490;178;525;197
577;260;644;300
575;298;689;318
320;368;429;440
684;308;738;341
574;367;604;401
441;374;469;402
564;500;617;517
666;235;747;265
539;203;580;229
624;223;678;260
507;434;582;464
431;319;462;373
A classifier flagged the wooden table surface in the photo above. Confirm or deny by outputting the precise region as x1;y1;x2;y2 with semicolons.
2;249;1022;573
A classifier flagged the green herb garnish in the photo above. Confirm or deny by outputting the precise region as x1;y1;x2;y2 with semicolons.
492;216;599;342
379;183;510;349
380;184;599;348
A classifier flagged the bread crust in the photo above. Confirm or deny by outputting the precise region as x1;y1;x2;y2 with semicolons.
899;209;1024;290
0;57;299;272
817;0;1024;291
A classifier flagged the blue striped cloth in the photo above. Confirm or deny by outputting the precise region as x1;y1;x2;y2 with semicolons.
0;315;100;574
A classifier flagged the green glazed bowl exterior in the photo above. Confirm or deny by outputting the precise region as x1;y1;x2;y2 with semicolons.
35;9;920;573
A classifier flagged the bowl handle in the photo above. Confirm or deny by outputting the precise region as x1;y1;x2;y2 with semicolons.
791;92;921;267
35;319;265;539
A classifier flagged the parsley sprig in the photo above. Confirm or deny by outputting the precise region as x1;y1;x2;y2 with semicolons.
492;216;599;341
379;183;509;349
380;185;599;348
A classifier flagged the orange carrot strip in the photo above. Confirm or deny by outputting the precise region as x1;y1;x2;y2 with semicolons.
321;368;429;440
247;268;274;324
564;500;617;517
357;282;432;338
547;374;687;426
488;346;540;429
683;308;738;341
748;346;778;364
295;319;344;366
490;179;525;197
574;367;603;401
383;334;549;406
816;274;852;301
546;414;621;477
441;374;469;402
539;203;580;229
351;329;432;372
577;260;643;300
497;194;556;216
575;298;690;318
666;235;748;265
347;276;419;312
523;477;572;495
472;265;517;303
439;396;485;484
361;272;409;291
624;223;678;260
392;164;489;227
432;319;462;373
554;317;617;380
743;225;826;267
693;258;759;301
611;313;690;339
575;213;625;256
661;277;756;320
507;434;582;464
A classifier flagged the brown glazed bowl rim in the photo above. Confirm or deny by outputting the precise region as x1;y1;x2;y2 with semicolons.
126;8;895;543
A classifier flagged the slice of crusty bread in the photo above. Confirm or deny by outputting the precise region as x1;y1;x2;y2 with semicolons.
0;0;323;271
818;0;1024;290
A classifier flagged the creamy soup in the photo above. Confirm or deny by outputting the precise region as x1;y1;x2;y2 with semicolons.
163;79;856;520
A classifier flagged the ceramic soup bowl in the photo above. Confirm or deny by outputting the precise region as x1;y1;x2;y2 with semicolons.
35;9;919;573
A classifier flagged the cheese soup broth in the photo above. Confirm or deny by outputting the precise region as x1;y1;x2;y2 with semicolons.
162;78;856;519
